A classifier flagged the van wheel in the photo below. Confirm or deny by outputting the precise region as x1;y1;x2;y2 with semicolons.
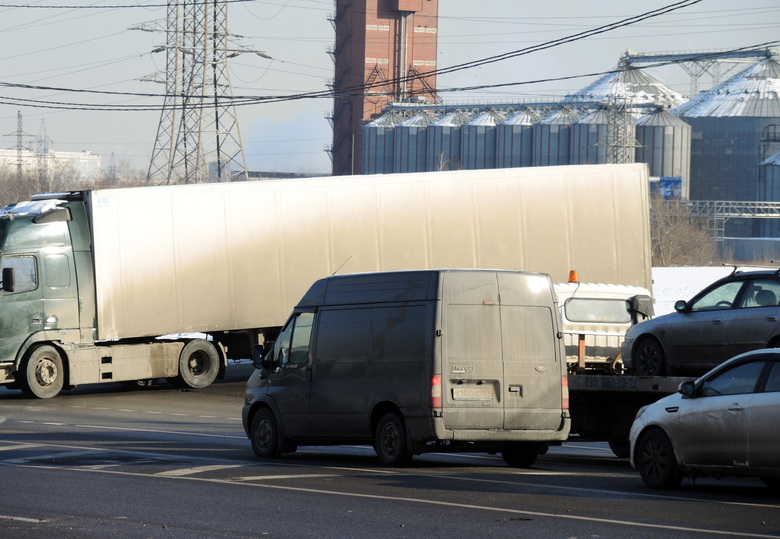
375;413;413;466
21;345;65;399
502;443;541;468
636;428;682;489
634;338;666;376
250;408;281;458
173;340;219;389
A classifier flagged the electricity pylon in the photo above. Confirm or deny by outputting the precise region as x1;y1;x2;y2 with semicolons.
138;1;265;184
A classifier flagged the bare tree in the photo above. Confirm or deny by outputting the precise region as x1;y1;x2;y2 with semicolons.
651;195;718;266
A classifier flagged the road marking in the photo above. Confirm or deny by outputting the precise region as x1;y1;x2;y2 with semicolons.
155;464;244;477
0;443;41;452
0;514;45;523
233;474;337;481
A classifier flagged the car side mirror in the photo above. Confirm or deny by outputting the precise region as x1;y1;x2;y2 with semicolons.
674;300;688;313
1;267;14;293
679;380;695;397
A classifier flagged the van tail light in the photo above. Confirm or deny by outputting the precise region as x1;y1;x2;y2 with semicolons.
431;375;442;409
562;375;569;410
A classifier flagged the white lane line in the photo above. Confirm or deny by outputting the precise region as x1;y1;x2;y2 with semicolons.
0;514;44;523
75;423;245;440
155;464;244;477
233;474;337;481
0;443;42;452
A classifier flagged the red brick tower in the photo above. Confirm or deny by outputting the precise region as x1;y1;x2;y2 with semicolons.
329;0;439;175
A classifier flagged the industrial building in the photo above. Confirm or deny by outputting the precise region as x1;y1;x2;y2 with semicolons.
328;0;439;177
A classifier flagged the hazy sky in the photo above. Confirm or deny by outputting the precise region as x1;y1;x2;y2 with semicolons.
1;0;778;175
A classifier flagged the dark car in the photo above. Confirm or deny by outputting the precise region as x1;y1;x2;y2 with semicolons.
630;349;780;489
622;269;780;376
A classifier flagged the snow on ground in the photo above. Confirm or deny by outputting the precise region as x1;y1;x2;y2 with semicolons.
652;266;776;316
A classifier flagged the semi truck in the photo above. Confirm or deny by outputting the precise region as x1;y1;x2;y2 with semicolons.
0;163;652;398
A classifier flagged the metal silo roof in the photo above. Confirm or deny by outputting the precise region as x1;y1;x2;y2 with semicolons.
562;67;686;109
540;107;580;125
635;108;690;127
576;109;611;125
366;110;405;127
675;58;780;118
401;111;439;127
760;150;780;167
433;110;473;127
467;109;506;126
503;108;542;125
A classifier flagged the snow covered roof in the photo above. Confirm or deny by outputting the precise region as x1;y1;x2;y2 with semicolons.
539;107;580;125
503;108;541;126
1;199;64;217
467;109;506;126
400;111;438;127
635;108;690;127
432;110;473;127
562;67;686;110
760;150;780;167
675;58;780;118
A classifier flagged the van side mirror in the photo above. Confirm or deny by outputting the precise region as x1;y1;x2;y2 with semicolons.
1;267;14;292
679;380;695;397
252;341;274;370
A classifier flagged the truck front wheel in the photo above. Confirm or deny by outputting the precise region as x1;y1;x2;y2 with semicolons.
172;340;219;389
21;345;64;399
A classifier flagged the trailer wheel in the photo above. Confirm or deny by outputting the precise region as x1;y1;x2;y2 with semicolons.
636;428;683;489
375;412;413;466
21;345;64;399
634;338;666;376
174;340;219;389
501;442;541;468
250;408;281;459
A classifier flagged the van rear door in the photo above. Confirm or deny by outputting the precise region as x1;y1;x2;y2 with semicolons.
440;271;563;432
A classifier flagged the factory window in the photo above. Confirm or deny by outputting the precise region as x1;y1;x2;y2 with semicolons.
426;28;437;33
366;24;377;30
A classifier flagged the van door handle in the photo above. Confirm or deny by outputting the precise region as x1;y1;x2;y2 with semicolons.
508;385;522;395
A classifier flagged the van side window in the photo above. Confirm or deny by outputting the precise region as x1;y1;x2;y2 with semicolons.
1;256;37;293
274;312;314;369
371;306;427;361
316;309;370;362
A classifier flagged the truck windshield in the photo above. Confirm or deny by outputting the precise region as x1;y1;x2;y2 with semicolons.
564;298;631;323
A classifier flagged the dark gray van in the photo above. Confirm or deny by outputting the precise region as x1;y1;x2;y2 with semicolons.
242;269;571;467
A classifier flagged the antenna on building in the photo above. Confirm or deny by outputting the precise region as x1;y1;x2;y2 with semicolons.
135;1;268;185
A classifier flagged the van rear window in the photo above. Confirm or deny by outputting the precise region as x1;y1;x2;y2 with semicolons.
564;298;631;323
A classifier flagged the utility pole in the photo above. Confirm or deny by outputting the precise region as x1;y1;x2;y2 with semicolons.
136;1;267;185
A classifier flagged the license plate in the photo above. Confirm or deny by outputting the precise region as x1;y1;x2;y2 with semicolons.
452;387;494;401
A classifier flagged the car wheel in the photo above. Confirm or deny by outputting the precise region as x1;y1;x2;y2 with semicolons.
250;408;281;459
636;428;683;489
635;338;666;376
501;442;543;468
375;412;413;466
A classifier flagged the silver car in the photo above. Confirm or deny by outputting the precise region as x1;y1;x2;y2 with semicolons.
622;269;780;376
629;349;780;489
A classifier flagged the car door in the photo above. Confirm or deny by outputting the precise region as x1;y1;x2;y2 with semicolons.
676;360;765;468
747;360;780;469
724;278;780;359
665;279;745;368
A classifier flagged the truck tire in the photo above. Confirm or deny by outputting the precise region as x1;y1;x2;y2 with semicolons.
501;442;541;468
634;338;666;376
21;345;65;399
250;408;281;458
636;428;683;489
375;412;413;466
173;340;219;389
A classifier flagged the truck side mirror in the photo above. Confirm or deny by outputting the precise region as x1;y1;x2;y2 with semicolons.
1;267;14;293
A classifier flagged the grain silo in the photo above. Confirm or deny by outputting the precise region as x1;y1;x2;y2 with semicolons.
497;108;541;168
426;110;473;172
532;107;579;167
635;108;691;198
394;111;438;173
362;110;403;175
570;109;612;165
675;57;780;205
757;151;780;236
460;109;506;170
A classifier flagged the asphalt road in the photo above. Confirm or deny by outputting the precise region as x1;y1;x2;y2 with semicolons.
1;362;778;538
